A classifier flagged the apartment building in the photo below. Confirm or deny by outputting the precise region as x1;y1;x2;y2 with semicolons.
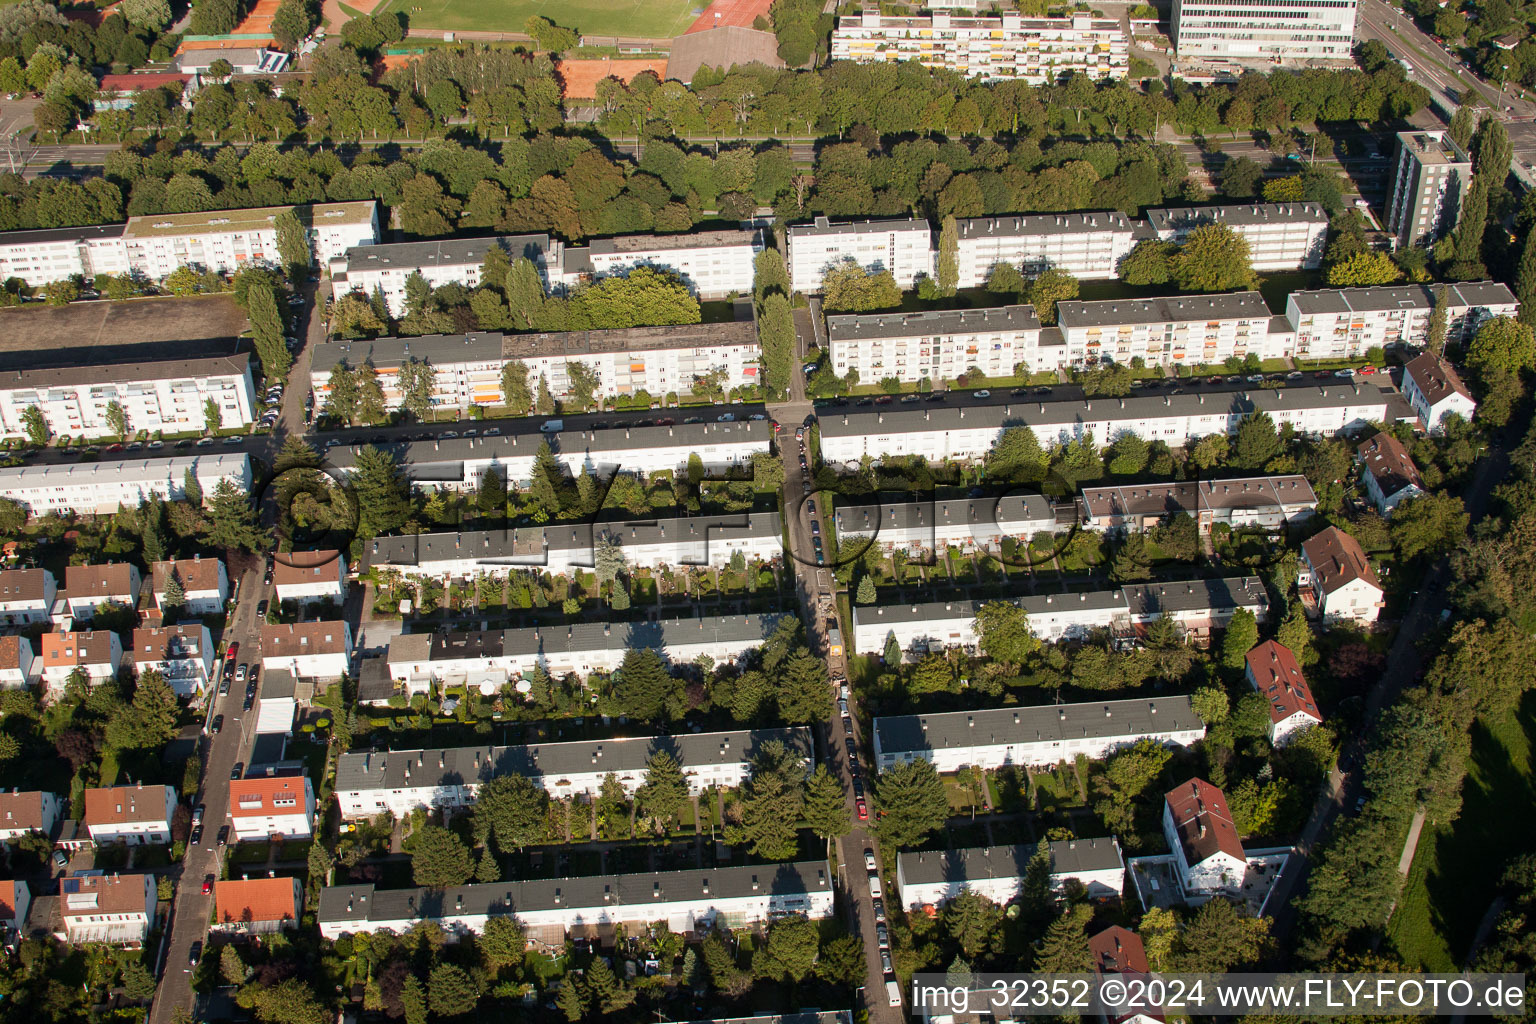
0;568;56;626
60;874;156;945
1357;430;1424;515
0;791;61;845
317;860;836;944
953;212;1136;286
1078;475;1318;533
39;630;123;695
330;234;552;316
213;877;303;934
1145;203;1328;271
228;775;315;841
149;557;229;616
310;332;503;415
326;420;771;491
1299;525;1383;625
0;223;132;287
61;563;141;623
0;453;251;516
834;494;1057;556
131;624;215;697
1244;640;1323;746
872;695;1205;773
896;840;1124;910
827;305;1042;383
0;635;38;689
1056;291;1279;367
1171;0;1357;60
121;201;380;278
1386;130;1472;250
830;11;1129;83
334;728;813;818
1162;778;1247;896
855;577;1269;654
785;216;933;295
272;550;347;606
363;512;783;581
82;784;176;845
1403;351;1477;430
1284;281;1518;360
818;384;1401;467
572;229;763;298
0;354;256;441
383;613;790;693
260;621;352;680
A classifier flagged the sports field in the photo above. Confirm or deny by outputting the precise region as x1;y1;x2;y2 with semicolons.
379;0;703;39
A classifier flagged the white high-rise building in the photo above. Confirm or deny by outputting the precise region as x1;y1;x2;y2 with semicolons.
953;211;1136;286
1171;0;1357;60
1144;203;1329;271
785;217;933;295
1385;130;1473;250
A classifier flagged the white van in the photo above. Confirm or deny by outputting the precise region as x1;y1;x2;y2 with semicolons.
887;980;902;1007
868;874;882;898
541;419;563;433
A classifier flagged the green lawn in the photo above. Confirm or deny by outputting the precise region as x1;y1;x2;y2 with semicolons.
1387;690;1536;969
378;0;701;38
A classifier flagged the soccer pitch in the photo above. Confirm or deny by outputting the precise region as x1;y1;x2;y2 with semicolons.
381;0;703;38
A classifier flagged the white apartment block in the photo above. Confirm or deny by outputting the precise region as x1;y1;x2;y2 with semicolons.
1057;292;1280;367
330;234;552;317
1146;203;1329;271
317;861;835;945
953;212;1136;286
334;728;812;819
1171;0;1357;60
1387;130;1471;250
149;556;229;616
0;354;256;441
828;305;1042;383
0;453;250;517
228;775;315;842
897;840;1125;910
571;229;763;298
1285;281;1517;361
872;695;1206;773
855;577;1269;655
835;494;1057;555
785;217;933;295
382;613;791;697
0;224;132;287
818;384;1400;467
131;624;215;698
0;568;56;627
82;784;176;846
327;419;771;492
364;512;783;581
261;621;352;680
830;11;1129;83
121;201;380;278
60;874;156;945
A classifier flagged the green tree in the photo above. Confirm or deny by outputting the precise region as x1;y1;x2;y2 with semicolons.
875;758;947;848
752;917;819;984
1221;608;1259;670
428;963;480;1017
802;764;850;839
500;360;531;414
883;631;903;666
724;740;806;859
944;888;1004;959
506;258;545;330
1326;250;1403;287
523;14;579;50
473;774;547;853
1028;268;1079;326
1390;493;1468;561
1467;316;1536;382
821;261;902;312
1118;238;1175;286
273;208;310;280
1192;684;1230;724
636;750;689;829
105;400;128;438
246;279;292;380
985;425;1046;480
1171;223;1256;292
855;575;877;604
351;445;411;539
324;363;359;424
974;600;1039;668
937;214;959;296
1034;904;1094;971
203;397;222;434
1429;284;1451;353
614;648;681;722
477;467;507;517
564;360;600;410
203;479;271;554
355;363;388;424
411;825;473;887
479;916;526;976
21;405;48;446
1230;411;1282;470
219;944;246;986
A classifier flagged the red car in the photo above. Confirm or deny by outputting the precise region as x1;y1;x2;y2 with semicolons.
201;875;214;895
856;797;868;821
1358;365;1377;375
224;642;238;663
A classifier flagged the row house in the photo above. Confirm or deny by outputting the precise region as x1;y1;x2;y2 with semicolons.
318;861;835;946
1284;281;1517;361
0;453;251;517
952;212;1136;286
82;784;176;846
1078;475;1318;534
0;790;62;846
228;775;315;842
872;695;1205;773
1145;203;1329;271
0;636;38;688
834;494;1057;556
260;621;352;680
827;305;1042;384
830;11;1128;83
896;839;1125;910
59;563;140;625
333;727;813;819
150;557;229;617
131;624;215;698
272;550;347;606
40;630;123;697
60;874;156;945
0;568;55;626
0;355;256;441
784;216;933;295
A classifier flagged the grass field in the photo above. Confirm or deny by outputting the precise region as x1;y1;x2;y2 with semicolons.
379;0;702;38
1387;690;1536;970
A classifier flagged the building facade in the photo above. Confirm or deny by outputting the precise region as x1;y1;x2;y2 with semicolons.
0;569;56;626
576;229;763;298
61;563;141;623
1386;131;1471;250
0;636;37;689
830;11;1129;83
1146;203;1329;271
1299;525;1383;625
330;234;552;316
1056;291;1279;367
1244;640;1322;745
82;785;176;846
0;453;251;517
1162;778;1247;896
149;557;229;616
1078;475;1318;533
896;840;1124;910
0;224;132;287
953;212;1136;286
0;791;61;846
827;305;1042;384
60;874;156;945
272;550;347;605
121;201;380;278
1402;351;1477;430
785;217;933;295
1284;281;1517;360
228;775;315;841
40;630;123;696
260;621;352;680
131;624;215;698
835;494;1057;556
1357;430;1424;515
213;877;303;934
1171;0;1357;60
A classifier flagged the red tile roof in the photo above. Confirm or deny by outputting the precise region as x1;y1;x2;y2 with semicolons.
261;621;349;657
64;563;137;601
271;550;343;586
215;877;301;926
83;785;172;827
1405;351;1472;406
1357;431;1423;499
0;880;22;922
0;568;50;603
0;791;50;833
99;72;193;91
229;776;309;819
1245;640;1321;727
151;557;223;596
60;874;151;919
0;635;30;667
41;630;117;669
1164;778;1245;864
1302;525;1382;595
1089;926;1165;1024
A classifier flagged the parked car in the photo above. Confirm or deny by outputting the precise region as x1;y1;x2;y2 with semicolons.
210;715;223;735
189;941;203;968
877;922;890;949
52;850;69;869
189;824;202;846
230;763;243;780
193;805;204;825
216;826;229;849
843;716;854;737
856;797;868;820
1334;369;1356;378
202;875;214;895
864;850;877;872
872;897;885;922
973;390;990;398
235;664;248;683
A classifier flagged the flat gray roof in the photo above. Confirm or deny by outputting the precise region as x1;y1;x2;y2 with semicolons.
339;234;549;271
1288;281;1518;316
1396;130;1469;167
1144;202;1328;233
589;229;759;254
827;305;1040;343
0;223;127;246
500;320;757;359
836;494;1054;536
873;695;1201;757
1057;291;1270;329
1;353;249;389
318;859;832;927
335;726;812;795
955;211;1132;239
897;840;1122;886
312;334;503;376
787;216;930;239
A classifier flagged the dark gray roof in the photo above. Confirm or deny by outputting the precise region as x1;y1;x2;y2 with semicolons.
355;658;395;703
1058;292;1270;329
317;860;832;928
836;494;1054;536
1048;837;1123;877
827;305;1040;343
2;353;249;390
873;695;1201;758
262;668;297;700
1144;202;1328;233
500;320;757;359
954;211;1132;239
897;840;1122;888
1287;281;1517;316
338;234;549;270
818;383;1400;441
0;223;127;245
311;333;504;375
787;216;930;239
1081;475;1317;518
589;230;758;254
1122;576;1269;616
334;726;813;794
363;527;545;571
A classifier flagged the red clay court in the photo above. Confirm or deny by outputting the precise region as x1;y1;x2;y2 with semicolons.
684;0;773;35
